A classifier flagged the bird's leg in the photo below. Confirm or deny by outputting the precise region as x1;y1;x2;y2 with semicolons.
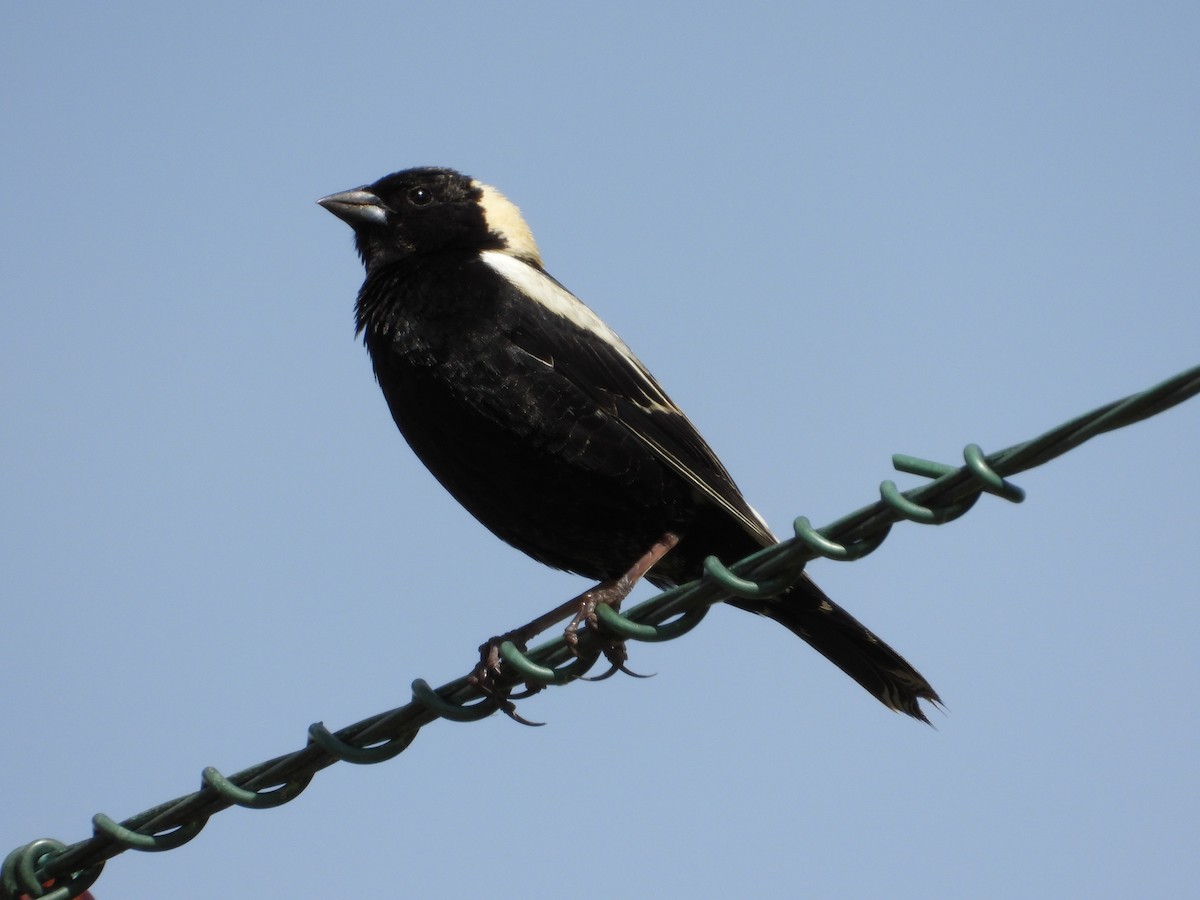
470;532;680;715
474;593;597;681
564;532;680;673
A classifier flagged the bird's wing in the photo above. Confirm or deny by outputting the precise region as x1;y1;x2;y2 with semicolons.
481;251;775;547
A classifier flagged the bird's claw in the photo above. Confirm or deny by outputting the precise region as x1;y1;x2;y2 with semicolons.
469;634;545;727
582;659;654;682
498;700;545;727
563;595;650;681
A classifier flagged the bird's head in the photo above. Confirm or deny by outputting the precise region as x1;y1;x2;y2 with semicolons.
318;166;542;272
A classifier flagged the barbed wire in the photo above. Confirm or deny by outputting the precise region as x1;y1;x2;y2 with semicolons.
4;363;1197;900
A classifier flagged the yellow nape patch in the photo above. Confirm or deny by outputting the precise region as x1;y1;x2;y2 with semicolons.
474;181;543;267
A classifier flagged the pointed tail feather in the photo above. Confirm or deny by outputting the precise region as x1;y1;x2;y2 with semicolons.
733;573;940;722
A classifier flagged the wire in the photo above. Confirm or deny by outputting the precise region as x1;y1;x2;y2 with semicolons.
4;363;1197;900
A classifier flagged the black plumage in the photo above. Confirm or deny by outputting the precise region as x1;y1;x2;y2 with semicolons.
319;166;939;721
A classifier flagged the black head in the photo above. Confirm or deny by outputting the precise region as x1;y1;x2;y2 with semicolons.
318;166;541;272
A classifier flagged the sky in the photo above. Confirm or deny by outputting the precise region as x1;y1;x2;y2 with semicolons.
3;3;1198;898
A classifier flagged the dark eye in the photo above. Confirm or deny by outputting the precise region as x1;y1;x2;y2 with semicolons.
407;186;433;207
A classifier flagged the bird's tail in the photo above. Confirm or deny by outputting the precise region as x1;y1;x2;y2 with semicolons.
734;573;940;722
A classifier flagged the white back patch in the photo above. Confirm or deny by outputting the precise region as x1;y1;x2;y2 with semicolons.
481;251;639;363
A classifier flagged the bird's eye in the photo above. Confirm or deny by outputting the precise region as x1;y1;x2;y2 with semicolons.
408;187;433;207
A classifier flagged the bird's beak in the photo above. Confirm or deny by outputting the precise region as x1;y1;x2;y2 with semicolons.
317;189;389;227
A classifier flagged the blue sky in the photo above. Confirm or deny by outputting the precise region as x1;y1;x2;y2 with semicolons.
3;4;1198;898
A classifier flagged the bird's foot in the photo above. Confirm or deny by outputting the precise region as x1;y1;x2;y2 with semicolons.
469;631;546;726
468;532;680;721
563;532;681;678
562;583;650;680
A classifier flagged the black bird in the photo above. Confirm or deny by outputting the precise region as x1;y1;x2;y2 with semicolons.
318;167;939;721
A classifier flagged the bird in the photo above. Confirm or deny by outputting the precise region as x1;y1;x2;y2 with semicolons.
318;166;940;721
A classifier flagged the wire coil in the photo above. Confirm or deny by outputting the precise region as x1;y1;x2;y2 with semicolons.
4;363;1197;900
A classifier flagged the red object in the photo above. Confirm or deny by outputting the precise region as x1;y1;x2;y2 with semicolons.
18;879;95;900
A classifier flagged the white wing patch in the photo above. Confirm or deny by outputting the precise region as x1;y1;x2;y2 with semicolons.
480;251;675;413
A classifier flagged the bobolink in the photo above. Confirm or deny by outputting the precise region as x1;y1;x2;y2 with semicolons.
319;167;938;721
